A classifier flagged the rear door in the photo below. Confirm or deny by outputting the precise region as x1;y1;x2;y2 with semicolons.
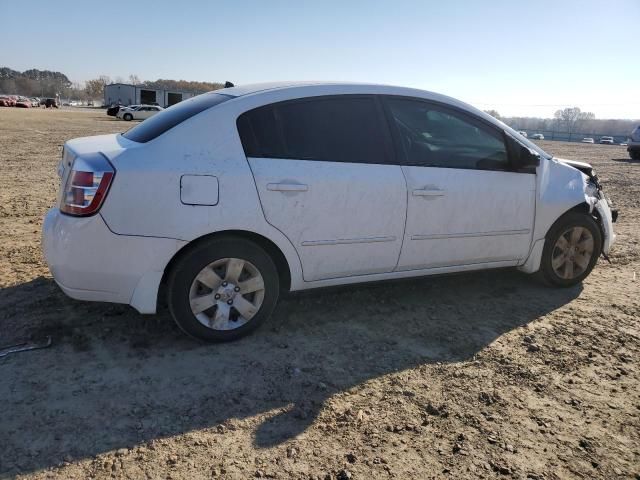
382;97;536;270
136;107;151;120
239;95;407;281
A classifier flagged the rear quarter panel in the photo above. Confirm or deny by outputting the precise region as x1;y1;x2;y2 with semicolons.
98;100;305;288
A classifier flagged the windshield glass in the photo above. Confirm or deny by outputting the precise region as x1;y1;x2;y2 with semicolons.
123;93;232;143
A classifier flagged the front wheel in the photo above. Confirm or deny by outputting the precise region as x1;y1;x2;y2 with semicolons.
167;237;280;342
123;113;133;121
629;149;640;161
539;212;602;287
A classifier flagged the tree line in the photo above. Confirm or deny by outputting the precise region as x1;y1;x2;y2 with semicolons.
0;67;77;98
84;74;225;99
485;107;637;137
1;67;225;100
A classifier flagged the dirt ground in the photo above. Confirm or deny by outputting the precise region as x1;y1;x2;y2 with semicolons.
0;108;638;480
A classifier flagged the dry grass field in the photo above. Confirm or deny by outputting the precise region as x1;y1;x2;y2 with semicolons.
0;108;638;480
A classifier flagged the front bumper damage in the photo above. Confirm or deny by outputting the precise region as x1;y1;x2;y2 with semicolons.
586;189;617;256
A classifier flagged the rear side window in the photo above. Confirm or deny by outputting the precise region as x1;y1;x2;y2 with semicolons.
385;98;509;171
238;96;388;164
123;93;232;143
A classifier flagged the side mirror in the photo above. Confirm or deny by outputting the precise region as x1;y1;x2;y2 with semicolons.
519;144;540;168
507;134;540;169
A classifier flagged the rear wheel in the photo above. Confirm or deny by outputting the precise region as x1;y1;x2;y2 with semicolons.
167;237;279;342
629;149;640;161
539;212;602;287
123;113;133;121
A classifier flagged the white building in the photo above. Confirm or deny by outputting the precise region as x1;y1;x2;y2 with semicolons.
104;83;196;107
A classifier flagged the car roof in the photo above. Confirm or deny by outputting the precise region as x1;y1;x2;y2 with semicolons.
220;81;487;116
220;81;462;106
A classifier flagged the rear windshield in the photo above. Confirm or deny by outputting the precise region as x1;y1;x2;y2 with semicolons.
122;92;232;143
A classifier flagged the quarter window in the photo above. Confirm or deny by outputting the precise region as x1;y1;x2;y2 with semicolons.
385;98;509;171
123;93;232;143
238;96;388;164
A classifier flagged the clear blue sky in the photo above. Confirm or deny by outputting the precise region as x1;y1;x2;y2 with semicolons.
2;0;638;118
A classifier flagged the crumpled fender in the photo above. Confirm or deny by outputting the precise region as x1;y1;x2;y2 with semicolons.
518;157;615;273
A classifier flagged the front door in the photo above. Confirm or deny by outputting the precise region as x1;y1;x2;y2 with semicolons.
239;95;407;281
382;97;536;270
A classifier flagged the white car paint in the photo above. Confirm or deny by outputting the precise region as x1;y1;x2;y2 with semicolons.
248;158;406;281
397;165;535;270
116;105;163;120
43;82;617;315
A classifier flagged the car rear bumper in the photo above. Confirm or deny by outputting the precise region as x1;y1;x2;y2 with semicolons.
42;208;186;313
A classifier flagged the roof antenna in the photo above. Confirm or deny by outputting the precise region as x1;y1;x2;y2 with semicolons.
224;81;234;88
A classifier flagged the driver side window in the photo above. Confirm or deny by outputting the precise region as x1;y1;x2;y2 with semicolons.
385;98;509;171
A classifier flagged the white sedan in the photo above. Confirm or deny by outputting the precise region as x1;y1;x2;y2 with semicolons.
43;82;617;342
116;104;164;121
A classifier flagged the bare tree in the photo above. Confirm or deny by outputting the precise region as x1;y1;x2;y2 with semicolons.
553;107;596;136
483;109;501;120
84;76;111;100
128;74;141;85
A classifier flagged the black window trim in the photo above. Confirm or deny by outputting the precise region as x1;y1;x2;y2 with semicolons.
236;94;397;166
379;94;523;173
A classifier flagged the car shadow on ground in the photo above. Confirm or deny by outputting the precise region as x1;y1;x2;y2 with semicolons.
0;269;581;476
612;157;640;164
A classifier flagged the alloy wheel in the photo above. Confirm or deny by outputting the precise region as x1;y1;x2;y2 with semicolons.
188;258;265;330
551;226;595;280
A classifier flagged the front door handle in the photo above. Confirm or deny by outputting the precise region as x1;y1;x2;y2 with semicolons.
413;188;445;197
267;183;309;192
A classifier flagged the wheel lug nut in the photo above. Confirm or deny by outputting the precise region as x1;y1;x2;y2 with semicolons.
227;299;233;305
222;281;228;287
234;286;240;292
214;294;220;300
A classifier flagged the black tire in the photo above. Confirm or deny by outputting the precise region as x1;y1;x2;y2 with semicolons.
629;149;640;161
123;113;133;121
167;237;280;342
539;211;602;287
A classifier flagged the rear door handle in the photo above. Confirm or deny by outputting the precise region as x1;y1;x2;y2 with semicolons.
267;183;309;192
413;188;445;197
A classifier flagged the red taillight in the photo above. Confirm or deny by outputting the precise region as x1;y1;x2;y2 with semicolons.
60;154;115;216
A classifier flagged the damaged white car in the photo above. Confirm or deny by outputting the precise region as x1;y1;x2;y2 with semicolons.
42;82;618;341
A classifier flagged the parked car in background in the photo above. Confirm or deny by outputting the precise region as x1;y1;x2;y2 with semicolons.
43;98;59;108
627;125;640;160
107;104;126;116
582;138;595;144
518;130;527;137
15;97;32;108
531;133;544;140
30;97;40;108
600;136;614;145
43;82;618;342
0;96;11;107
116;104;164;121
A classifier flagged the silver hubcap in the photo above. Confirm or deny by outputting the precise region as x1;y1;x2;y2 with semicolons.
551;226;595;280
189;258;265;330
